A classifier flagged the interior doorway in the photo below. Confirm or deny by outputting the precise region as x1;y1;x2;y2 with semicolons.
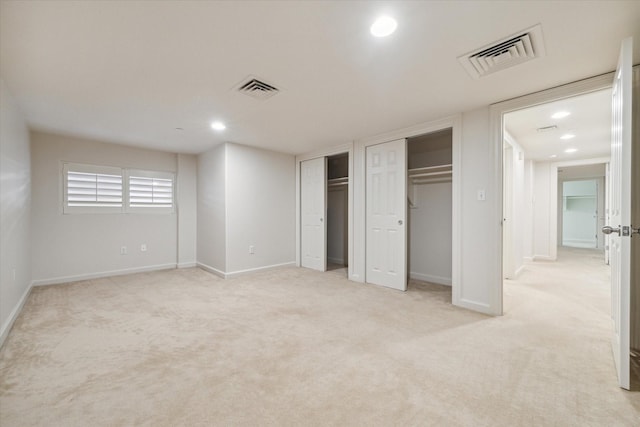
327;153;349;275
501;88;612;285
299;150;351;277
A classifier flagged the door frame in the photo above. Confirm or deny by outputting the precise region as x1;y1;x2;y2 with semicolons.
490;72;615;315
296;143;354;278
353;115;462;297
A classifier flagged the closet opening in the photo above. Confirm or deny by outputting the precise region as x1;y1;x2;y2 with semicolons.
407;128;453;287
327;153;348;276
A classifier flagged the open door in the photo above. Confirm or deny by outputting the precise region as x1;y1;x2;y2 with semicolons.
301;157;327;271
366;139;407;291
603;37;633;390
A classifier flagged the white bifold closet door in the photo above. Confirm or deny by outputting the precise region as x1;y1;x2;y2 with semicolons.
366;139;407;291
301;157;327;271
607;37;633;390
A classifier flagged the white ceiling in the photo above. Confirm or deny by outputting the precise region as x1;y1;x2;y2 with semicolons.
1;1;639;155
504;89;612;162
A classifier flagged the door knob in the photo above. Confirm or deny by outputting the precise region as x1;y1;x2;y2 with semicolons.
602;225;620;235
320;218;323;222
398;220;403;225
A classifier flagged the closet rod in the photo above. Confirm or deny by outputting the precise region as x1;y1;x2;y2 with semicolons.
411;177;452;185
328;181;348;187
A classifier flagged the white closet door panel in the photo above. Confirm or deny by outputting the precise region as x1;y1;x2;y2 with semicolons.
366;139;407;290
301;157;326;271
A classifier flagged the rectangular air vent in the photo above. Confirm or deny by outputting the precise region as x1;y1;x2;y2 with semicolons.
236;76;280;100
458;24;545;79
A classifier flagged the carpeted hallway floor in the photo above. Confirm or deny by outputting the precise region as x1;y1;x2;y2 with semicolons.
1;247;638;426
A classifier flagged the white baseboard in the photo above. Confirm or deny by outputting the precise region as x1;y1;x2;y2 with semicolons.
514;265;525;277
178;262;197;268
409;272;452;286
327;257;346;266
0;281;33;348
196;261;296;279
523;256;534;263
196;262;226;278
563;240;597;249
225;262;296;279
31;263;177;287
532;255;556;262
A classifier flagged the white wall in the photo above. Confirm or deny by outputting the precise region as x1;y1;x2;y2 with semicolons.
457;107;502;314
327;187;347;265
30;132;179;284
197;144;226;274
409;182;452;285
177;153;197;267
225;143;295;275
0;79;31;345
532;161;558;260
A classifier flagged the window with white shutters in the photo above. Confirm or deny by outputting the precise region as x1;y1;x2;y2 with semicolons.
62;163;175;214
126;169;174;213
63;163;123;213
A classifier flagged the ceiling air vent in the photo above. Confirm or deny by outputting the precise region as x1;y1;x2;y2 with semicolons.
458;24;545;79
236;76;280;100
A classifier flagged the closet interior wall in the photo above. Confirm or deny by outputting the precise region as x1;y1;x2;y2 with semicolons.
408;129;453;285
327;153;348;268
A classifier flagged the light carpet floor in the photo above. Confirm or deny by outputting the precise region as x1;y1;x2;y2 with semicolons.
1;248;639;426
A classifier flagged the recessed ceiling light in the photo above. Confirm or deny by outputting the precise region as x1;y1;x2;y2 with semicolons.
552;111;570;119
560;133;575;140
370;16;397;37
549;154;557;158
211;121;226;131
564;148;578;153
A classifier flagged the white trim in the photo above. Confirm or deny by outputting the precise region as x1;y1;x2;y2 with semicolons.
562;240;597;248
225;262;297;279
354;115;460;146
410;272;452;286
197;262;226;278
533;255;557;261
197;261;297;279
490;71;615;317
178;262;197;268
553;157;611;168
31;263;177;286
0;282;33;348
514;265;525;277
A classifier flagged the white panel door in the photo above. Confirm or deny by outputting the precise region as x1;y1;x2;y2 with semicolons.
606;37;633;390
366;139;407;290
301;157;327;271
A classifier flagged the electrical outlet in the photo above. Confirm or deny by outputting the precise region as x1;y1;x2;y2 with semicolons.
120;246;128;255
249;245;255;254
140;244;147;252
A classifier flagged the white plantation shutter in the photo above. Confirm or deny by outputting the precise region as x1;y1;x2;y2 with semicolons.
63;163;123;213
67;172;122;206
129;176;173;207
63;163;175;214
126;170;175;213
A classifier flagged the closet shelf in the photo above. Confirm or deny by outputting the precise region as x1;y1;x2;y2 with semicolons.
409;164;452;184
